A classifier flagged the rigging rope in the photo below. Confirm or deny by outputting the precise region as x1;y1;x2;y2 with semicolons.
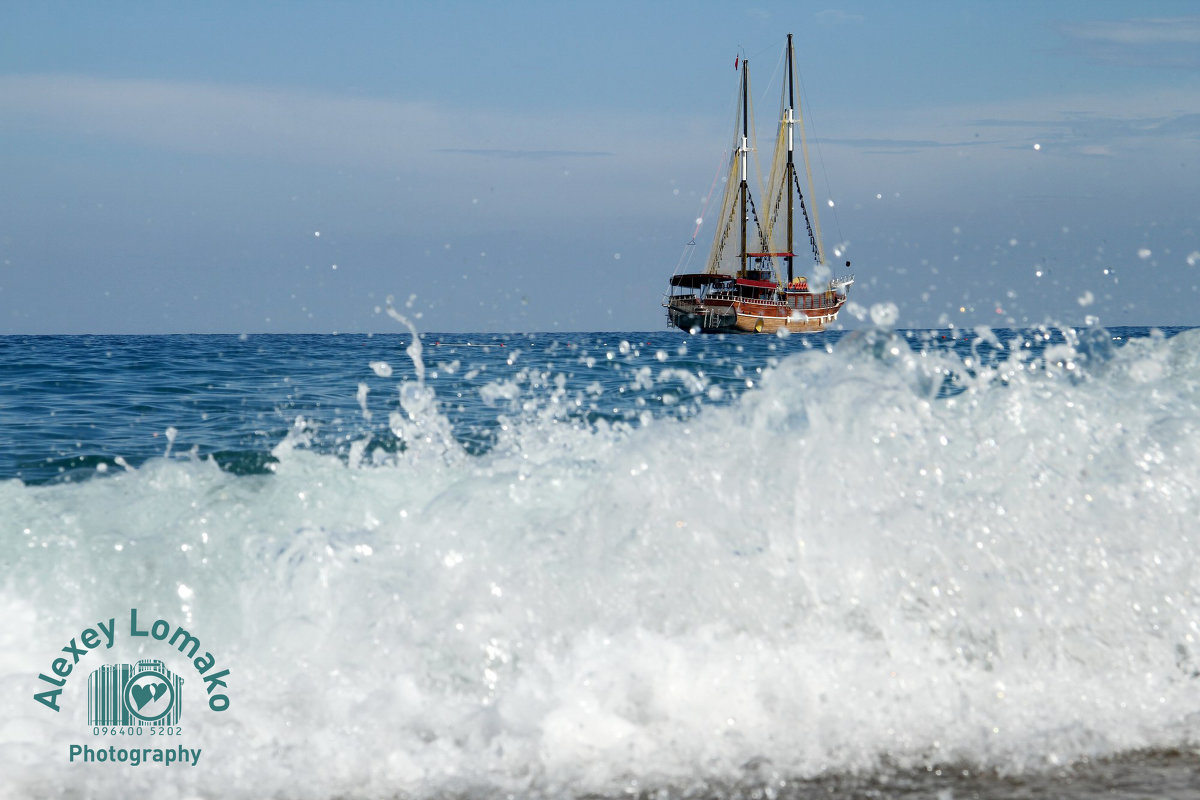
793;171;822;264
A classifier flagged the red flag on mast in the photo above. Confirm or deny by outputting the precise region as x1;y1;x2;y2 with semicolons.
734;55;739;70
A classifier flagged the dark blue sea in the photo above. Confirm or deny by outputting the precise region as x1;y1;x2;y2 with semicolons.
3;326;1199;799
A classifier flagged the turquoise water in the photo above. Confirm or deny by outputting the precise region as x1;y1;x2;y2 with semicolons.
2;326;1199;798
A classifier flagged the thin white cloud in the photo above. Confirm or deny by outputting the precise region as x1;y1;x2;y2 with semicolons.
1063;16;1200;46
0;74;443;168
0;74;660;173
831;85;1200;150
437;148;613;160
0;72;736;242
807;84;1200;210
1059;16;1200;68
5;72;1197;233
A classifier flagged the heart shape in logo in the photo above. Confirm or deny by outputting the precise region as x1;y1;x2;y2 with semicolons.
131;680;167;710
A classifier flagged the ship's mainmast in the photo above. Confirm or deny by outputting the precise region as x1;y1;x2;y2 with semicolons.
738;59;749;278
785;33;795;284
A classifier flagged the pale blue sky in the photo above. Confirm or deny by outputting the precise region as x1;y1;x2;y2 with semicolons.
2;1;1198;333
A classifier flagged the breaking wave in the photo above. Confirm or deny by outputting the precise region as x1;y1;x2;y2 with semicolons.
3;326;1199;798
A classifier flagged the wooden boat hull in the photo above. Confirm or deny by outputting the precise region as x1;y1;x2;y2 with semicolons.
733;293;846;333
666;293;846;334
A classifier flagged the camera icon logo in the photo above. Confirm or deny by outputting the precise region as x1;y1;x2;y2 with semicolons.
88;659;183;726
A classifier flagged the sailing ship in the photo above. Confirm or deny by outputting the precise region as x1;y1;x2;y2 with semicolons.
664;34;854;334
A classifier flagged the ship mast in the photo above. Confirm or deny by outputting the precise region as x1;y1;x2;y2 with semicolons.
785;34;795;284
738;59;749;279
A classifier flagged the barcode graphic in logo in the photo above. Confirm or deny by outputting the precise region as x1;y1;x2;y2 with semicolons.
87;659;183;726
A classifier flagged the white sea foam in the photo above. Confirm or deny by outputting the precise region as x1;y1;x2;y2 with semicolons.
3;328;1200;799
